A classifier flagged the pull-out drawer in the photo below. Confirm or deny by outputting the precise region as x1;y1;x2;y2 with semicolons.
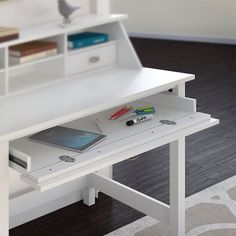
9;94;218;192
67;41;117;76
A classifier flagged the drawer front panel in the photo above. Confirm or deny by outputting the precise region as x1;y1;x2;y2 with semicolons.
67;42;117;76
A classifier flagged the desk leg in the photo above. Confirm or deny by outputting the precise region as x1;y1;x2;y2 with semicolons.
170;138;185;236
0;141;9;236
83;174;95;206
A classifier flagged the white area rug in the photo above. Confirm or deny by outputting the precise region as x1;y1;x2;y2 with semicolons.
105;176;236;236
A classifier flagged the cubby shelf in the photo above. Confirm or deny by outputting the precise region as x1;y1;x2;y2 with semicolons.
9;71;65;95
67;41;116;56
0;14;131;99
9;54;65;71
0;14;127;49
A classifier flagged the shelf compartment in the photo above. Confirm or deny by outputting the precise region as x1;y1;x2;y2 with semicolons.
9;54;64;71
9;71;64;95
66;41;117;76
8;34;65;68
8;56;65;95
67;40;115;56
9;51;62;68
9;94;217;191
87;21;142;69
0;14;127;49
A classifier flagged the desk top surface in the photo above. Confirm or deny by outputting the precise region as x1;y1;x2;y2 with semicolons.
0;67;194;141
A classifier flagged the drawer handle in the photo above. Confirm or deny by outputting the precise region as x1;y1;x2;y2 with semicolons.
89;56;100;63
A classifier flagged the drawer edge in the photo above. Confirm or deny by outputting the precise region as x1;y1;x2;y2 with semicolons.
9;148;31;174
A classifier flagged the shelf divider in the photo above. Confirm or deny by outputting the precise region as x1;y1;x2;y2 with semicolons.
5;47;9;95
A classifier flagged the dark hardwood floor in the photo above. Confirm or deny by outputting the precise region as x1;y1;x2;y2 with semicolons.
10;38;236;236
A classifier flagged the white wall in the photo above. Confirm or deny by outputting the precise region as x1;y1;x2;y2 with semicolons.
112;0;236;43
0;0;91;27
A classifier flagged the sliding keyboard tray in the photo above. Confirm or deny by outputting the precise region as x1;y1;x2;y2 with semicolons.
9;93;218;192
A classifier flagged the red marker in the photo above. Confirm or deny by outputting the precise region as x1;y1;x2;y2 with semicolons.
110;106;132;120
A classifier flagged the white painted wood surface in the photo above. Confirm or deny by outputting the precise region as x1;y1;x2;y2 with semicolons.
143;93;196;113
20;114;218;192
0;14;127;49
173;83;186;97
83;175;96;206
89;22;142;69
0;14;134;99
10;95;196;173
170;138;185;236
0;142;9;236
92;173;170;224
0;68;194;142
4;49;9;95
67;41;117;76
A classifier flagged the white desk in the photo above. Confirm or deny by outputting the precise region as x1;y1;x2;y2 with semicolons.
0;67;218;236
0;8;218;236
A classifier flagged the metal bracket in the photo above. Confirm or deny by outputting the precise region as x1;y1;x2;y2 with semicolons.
160;120;177;125
59;155;76;163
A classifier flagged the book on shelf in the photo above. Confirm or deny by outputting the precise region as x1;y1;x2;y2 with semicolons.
0;27;19;42
9;48;58;65
68;32;109;49
9;41;58;57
